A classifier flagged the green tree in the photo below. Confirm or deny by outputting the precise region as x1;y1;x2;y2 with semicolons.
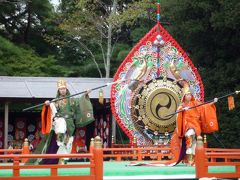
0;0;56;56
0;36;68;76
161;0;240;147
55;0;156;78
55;0;119;78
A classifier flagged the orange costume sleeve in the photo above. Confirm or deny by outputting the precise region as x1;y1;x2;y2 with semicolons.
41;105;52;135
200;103;219;133
176;106;184;138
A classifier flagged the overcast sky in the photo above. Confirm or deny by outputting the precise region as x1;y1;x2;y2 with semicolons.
50;0;60;11
50;0;60;6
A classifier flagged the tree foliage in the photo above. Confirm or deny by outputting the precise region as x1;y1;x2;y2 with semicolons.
0;36;68;76
161;0;240;147
54;0;119;78
0;0;56;56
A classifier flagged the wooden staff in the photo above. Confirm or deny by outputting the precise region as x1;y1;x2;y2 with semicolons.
22;80;125;112
164;90;240;117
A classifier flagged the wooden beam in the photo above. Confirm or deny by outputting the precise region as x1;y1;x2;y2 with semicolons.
4;102;9;150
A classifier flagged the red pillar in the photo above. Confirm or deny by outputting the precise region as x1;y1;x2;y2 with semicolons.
93;136;103;180
22;138;30;163
90;138;95;175
195;136;207;178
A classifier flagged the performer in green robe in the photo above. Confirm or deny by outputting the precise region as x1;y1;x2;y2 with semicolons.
26;79;94;164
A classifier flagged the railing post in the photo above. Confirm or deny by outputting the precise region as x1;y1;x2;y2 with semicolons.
132;137;137;160
137;147;142;161
111;136;116;160
203;134;208;148
111;136;115;148
90;138;95;175
51;167;58;176
116;155;121;161
237;165;240;175
13;157;20;177
90;138;94;153
94;136;103;180
22;138;30;163
111;136;115;160
195;136;206;178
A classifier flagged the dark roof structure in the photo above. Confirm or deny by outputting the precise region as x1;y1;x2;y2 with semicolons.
0;76;113;100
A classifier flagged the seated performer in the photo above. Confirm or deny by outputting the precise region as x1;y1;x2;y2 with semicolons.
30;130;42;152
13;130;23;149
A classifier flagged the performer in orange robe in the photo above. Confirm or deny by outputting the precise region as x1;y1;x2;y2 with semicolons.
176;90;218;165
176;91;201;165
170;64;218;165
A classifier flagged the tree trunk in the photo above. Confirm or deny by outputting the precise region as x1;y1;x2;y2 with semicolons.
105;0;117;78
24;2;32;43
78;40;103;78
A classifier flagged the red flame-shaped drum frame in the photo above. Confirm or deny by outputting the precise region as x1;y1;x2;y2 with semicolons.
111;24;204;145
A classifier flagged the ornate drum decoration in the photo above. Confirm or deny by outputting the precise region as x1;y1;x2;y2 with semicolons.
131;78;182;136
111;23;204;146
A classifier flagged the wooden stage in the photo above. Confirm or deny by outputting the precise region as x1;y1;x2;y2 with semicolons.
0;161;237;179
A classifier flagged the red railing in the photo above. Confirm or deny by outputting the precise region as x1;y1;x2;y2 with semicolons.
0;138;30;163
0;149;22;154
103;146;177;164
0;137;103;180
195;136;240;178
2;136;240;179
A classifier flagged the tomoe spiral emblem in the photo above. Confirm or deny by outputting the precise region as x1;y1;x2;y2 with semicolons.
131;77;182;134
153;92;177;120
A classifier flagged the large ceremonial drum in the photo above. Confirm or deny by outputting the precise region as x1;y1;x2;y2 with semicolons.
111;24;204;145
131;78;182;135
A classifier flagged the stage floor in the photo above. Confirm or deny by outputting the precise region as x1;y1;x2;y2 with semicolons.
0;161;236;179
